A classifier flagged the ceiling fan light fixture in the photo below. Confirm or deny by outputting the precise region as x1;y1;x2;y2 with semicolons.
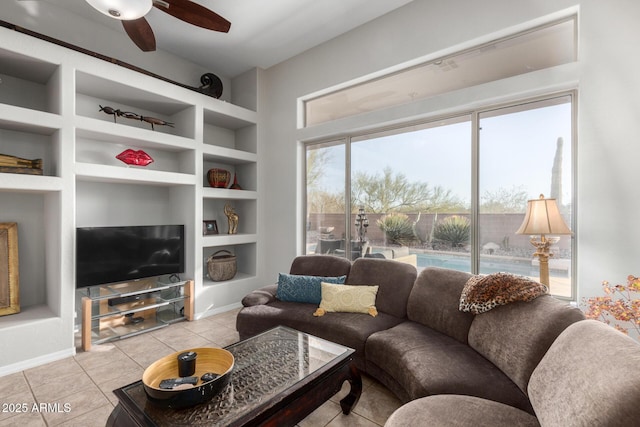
85;0;153;21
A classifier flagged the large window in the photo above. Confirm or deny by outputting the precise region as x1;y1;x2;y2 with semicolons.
304;93;575;299
306;141;346;256
478;95;573;297
303;17;576;127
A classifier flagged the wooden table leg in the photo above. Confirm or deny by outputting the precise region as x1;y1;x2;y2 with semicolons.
339;363;362;415
106;403;139;427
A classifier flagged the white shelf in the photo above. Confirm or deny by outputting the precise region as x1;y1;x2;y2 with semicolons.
202;187;258;200
202;233;258;246
75;162;196;186
0;304;58;329
0;104;62;133
202;145;257;164
0;47;59;85
75;117;195;151
203;105;258;129
0;174;63;193
75;70;192;117
203;271;255;287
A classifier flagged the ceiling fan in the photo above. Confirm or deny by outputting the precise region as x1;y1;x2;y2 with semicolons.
84;0;231;52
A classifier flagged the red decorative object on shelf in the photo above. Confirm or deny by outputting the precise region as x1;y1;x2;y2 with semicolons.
207;168;231;188
116;149;154;166
229;172;242;190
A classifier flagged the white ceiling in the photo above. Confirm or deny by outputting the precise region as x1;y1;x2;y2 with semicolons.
11;0;414;77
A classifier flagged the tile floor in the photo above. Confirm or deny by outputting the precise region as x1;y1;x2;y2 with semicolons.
0;308;401;426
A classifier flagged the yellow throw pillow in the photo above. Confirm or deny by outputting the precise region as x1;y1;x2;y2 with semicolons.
313;282;379;317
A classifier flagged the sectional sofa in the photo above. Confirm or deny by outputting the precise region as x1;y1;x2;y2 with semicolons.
236;255;640;426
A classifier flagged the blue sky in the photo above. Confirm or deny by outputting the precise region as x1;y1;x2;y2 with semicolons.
316;100;572;208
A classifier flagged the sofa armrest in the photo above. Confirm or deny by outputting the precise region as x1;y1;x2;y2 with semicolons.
241;284;278;307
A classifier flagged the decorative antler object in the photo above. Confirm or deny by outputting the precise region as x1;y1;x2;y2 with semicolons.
99;105;174;130
224;204;239;235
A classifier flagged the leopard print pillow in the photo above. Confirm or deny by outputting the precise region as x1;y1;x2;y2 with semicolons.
459;272;548;314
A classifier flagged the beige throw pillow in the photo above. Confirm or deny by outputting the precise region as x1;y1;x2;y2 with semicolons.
313;282;379;317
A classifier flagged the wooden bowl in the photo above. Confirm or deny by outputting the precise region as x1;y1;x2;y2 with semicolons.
142;347;234;409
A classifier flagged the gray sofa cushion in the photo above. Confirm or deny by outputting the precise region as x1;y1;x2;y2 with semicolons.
528;320;640;426
235;300;403;370
407;267;475;344
467;294;584;394
365;321;533;413
289;254;351;277
384;395;540;427
346;258;417;318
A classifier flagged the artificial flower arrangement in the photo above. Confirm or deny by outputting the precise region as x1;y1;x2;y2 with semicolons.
583;275;640;339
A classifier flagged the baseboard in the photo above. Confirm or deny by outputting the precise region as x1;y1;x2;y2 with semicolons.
194;302;242;320
0;347;76;377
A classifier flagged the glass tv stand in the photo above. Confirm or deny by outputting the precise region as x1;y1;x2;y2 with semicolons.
79;278;194;351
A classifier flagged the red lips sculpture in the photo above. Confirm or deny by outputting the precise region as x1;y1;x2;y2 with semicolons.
116;149;154;166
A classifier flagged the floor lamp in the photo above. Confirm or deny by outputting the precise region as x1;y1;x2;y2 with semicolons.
516;194;571;287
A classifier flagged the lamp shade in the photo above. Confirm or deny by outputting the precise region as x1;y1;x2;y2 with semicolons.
516;194;571;236
85;0;153;20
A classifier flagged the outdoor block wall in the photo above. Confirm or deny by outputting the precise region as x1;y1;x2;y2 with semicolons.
307;212;571;251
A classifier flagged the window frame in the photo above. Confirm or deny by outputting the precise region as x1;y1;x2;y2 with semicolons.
301;16;577;128
303;90;577;300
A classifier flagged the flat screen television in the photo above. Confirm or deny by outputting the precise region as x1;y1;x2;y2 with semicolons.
76;224;185;288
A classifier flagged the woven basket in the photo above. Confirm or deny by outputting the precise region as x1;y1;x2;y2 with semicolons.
207;250;237;281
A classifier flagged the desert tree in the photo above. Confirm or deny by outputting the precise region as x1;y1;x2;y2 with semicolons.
351;167;464;214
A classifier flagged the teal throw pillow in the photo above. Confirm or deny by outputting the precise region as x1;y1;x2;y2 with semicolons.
276;273;346;304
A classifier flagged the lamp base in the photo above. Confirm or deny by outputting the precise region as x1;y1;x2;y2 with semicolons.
529;236;559;287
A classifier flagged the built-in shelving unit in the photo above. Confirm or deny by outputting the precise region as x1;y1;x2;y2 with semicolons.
0;25;259;374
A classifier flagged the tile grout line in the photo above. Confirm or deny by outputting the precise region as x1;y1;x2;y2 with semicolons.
61;334;162;425
10;311;396;426
45;357;109;426
17;370;49;426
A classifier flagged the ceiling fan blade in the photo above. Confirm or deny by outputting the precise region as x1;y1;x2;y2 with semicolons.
122;17;156;52
154;0;231;33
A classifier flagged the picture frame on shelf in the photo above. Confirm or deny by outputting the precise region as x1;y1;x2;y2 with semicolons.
203;220;219;235
0;222;20;316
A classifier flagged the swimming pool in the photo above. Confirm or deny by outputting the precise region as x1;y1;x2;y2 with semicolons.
414;252;540;276
308;244;566;278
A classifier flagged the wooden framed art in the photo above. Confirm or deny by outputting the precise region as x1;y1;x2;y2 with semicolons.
0;222;19;316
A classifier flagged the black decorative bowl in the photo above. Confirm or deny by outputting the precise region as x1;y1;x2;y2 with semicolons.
142;347;234;409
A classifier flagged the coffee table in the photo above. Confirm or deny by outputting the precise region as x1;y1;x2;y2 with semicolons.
107;326;362;426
